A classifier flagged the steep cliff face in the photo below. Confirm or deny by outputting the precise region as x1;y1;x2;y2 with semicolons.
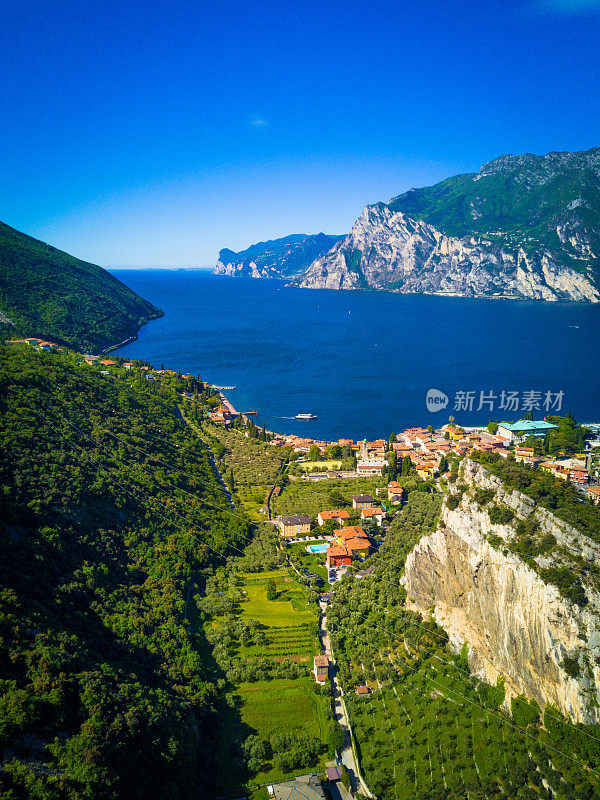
403;459;600;723
297;147;600;302
214;232;343;279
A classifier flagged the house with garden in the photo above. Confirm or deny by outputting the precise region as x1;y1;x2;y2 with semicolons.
326;545;351;569
361;506;384;525
269;773;325;800
313;654;329;682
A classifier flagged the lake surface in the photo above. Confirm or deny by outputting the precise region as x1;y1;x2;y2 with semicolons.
111;270;600;441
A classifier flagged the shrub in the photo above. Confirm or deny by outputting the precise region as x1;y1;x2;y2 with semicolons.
487;504;514;525
474;488;495;506
561;656;580;678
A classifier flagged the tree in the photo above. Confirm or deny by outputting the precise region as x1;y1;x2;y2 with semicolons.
266;579;277;600
401;455;413;476
487;420;499;435
327;488;346;507
308;444;321;461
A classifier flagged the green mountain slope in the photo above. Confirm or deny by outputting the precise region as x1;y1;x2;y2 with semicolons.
388;147;600;277
0;345;248;799
0;221;162;352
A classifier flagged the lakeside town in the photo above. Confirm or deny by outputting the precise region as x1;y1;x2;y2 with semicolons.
14;337;600;584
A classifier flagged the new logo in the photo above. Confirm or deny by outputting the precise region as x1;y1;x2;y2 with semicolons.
426;389;449;412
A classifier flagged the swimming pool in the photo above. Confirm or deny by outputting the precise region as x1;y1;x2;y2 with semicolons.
307;543;329;554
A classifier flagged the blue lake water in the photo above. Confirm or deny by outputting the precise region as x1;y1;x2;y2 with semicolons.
111;270;600;441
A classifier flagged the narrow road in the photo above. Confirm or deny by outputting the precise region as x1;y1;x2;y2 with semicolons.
319;602;375;799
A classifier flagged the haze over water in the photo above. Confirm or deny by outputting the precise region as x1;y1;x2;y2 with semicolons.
112;270;600;441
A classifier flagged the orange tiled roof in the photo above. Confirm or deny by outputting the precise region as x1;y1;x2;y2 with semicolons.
327;545;351;557
346;537;370;551
361;507;383;516
336;526;366;540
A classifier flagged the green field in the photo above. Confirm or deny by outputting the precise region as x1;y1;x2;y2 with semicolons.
239;569;316;627
212;567;330;794
299;459;342;471
216;677;330;789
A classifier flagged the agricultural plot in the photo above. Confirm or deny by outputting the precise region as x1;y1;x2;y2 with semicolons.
204;422;286;486
222;677;330;788
212;568;329;794
238;569;316;627
299;459;343;472
273;477;385;518
345;650;600;800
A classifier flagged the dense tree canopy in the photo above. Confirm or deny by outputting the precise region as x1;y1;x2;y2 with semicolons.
0;345;248;798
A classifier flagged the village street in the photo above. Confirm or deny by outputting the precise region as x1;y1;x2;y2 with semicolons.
319;602;374;799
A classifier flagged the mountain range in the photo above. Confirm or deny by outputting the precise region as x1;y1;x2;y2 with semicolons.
0;220;162;352
216;148;600;302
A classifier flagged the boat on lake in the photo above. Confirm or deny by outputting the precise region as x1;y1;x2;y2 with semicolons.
295;413;317;420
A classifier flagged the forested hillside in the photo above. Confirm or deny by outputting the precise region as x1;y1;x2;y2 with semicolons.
0;220;162;352
0;345;248;799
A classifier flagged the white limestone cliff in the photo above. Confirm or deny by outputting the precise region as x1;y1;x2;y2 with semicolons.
297;204;600;302
403;459;600;723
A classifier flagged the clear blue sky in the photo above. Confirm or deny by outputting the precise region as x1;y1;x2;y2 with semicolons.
1;0;599;266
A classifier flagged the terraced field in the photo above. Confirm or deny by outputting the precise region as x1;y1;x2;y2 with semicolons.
239;624;315;661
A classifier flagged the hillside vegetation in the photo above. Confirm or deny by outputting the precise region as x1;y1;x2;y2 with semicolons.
0;220;162;352
214;232;344;278
0;345;247;799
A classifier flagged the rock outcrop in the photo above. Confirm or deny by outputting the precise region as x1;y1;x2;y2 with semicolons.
296;147;600;302
403;459;600;723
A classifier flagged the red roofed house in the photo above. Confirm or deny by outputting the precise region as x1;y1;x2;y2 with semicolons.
335;525;366;544
569;466;589;485
317;509;351;526
387;481;404;501
361;507;384;526
416;462;436;479
326;546;351;569
345;537;370;558
588;486;600;505
313;655;329;682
